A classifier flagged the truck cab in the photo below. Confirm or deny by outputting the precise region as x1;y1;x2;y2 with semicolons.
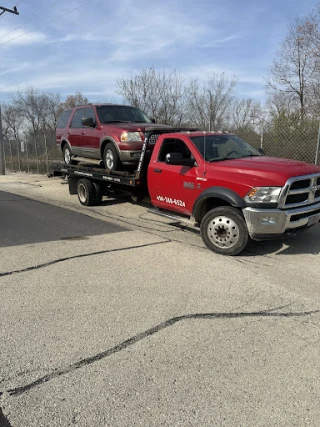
148;131;320;255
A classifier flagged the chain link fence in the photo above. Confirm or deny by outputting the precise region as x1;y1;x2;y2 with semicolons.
2;133;61;174
2;121;320;174
233;119;320;165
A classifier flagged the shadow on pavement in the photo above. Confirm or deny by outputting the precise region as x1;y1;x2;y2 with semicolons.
0;406;12;427
244;225;320;256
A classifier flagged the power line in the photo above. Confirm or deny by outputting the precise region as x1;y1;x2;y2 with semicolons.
0;0;66;41
0;5;19;17
0;1;22;20
0;0;93;47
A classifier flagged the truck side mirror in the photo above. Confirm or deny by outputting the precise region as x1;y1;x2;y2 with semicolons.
257;147;265;155
150;118;156;123
165;152;195;167
82;117;95;127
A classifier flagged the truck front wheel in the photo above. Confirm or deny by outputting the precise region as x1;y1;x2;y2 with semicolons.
200;207;248;255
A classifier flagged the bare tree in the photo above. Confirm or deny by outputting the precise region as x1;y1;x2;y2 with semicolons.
231;99;262;131
59;92;89;110
117;67;187;125
266;17;318;118
186;72;238;130
1;103;23;141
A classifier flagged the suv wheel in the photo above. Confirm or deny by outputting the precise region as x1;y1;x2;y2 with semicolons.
63;145;75;165
103;143;120;171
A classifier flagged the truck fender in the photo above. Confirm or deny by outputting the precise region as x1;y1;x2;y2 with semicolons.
192;187;246;222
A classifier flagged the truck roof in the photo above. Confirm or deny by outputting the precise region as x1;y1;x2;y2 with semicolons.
145;127;234;138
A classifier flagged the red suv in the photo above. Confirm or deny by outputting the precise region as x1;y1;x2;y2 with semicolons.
56;104;171;170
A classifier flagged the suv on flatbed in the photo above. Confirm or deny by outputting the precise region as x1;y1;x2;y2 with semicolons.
56;104;170;170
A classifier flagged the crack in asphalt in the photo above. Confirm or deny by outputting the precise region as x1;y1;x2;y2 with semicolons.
0;240;170;278
4;307;319;397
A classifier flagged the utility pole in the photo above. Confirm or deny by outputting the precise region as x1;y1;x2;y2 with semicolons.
0;105;5;175
0;6;19;174
0;5;19;16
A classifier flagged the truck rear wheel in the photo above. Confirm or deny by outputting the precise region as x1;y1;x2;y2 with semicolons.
92;182;103;205
77;178;96;206
200;207;248;255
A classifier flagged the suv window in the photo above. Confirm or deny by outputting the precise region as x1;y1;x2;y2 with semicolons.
96;105;151;124
57;110;72;128
158;138;192;162
70;108;86;128
84;107;96;124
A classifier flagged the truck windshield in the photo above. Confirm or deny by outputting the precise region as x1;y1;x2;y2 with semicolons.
190;135;262;162
96;106;152;124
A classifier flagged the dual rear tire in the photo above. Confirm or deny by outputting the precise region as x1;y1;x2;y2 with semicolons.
77;179;103;206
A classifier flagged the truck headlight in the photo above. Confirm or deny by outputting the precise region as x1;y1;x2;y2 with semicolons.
120;132;142;142
245;187;282;204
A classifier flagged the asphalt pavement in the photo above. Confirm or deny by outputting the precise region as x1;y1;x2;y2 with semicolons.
0;191;126;247
0;173;319;427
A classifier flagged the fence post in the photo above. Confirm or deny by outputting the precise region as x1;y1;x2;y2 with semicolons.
34;138;39;174
0;105;5;175
25;141;30;173
316;121;320;165
44;134;49;174
8;139;13;170
16;139;21;172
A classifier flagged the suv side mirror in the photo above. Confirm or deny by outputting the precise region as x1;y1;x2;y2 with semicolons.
82;117;95;127
165;152;195;167
150;118;156;123
257;147;265;155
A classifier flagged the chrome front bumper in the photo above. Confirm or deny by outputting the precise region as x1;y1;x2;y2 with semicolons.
243;201;320;238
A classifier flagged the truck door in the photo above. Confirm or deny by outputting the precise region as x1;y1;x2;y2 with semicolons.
149;137;202;215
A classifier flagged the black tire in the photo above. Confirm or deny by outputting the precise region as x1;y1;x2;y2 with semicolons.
200;206;248;255
77;178;96;206
92;181;103;205
63;144;76;165
103;143;120;171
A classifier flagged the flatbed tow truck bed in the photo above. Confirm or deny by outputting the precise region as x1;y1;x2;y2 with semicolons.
49;127;197;206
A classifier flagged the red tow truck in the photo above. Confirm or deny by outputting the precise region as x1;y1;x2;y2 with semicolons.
50;128;320;255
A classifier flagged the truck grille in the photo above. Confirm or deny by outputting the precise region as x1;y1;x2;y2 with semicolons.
279;174;320;209
148;133;160;145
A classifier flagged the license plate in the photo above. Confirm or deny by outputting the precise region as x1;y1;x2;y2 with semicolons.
308;214;320;227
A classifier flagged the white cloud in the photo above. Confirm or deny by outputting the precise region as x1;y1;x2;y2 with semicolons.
201;34;242;48
0;28;47;46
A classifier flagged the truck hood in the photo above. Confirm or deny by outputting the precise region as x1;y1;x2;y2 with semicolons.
207;156;320;187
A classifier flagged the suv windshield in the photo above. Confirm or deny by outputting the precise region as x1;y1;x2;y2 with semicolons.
96;105;152;124
190;135;262;162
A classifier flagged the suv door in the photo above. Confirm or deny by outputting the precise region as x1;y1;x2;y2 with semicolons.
68;108;85;156
80;107;101;159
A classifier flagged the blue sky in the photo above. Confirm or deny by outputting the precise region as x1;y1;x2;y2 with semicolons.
0;0;318;104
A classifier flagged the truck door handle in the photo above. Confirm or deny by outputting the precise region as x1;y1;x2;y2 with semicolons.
153;168;162;173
